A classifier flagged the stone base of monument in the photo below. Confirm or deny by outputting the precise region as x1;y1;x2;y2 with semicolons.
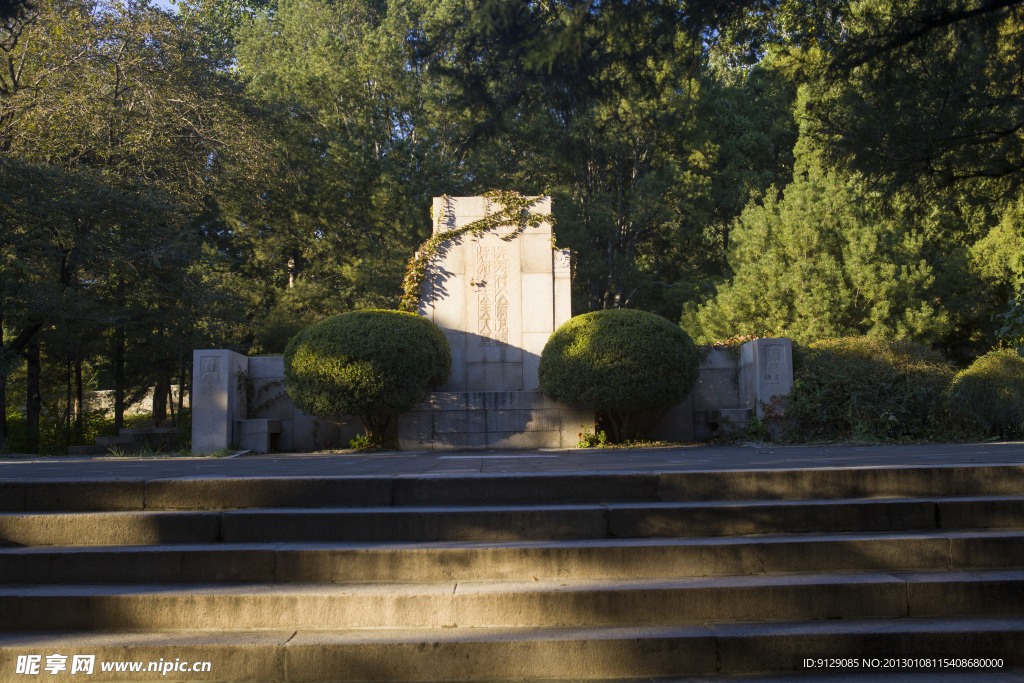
398;391;592;449
189;337;795;453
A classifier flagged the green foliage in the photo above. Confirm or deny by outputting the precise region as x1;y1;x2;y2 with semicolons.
576;426;608;449
784;338;956;443
8;0;1024;454
802;0;1024;200
253;281;349;355
996;292;1024;353
399;191;552;313
3;410;107;456
745;412;770;443
688;148;949;345
0;0;262;448
283;310;451;448
702;50;799;236
348;433;373;450
993;204;1024;350
231;0;475;316
949;349;1024;440
538;33;720;316
539;309;698;442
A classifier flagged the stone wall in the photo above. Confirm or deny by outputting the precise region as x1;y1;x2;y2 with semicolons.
653;338;794;442
190;337;793;453
191;351;357;454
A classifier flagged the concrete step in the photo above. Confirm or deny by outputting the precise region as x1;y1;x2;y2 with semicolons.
3;463;1022;681
1;617;1022;681
2;530;1023;584
595;674;1024;682
3;570;1022;631
3;496;1023;547
565;674;1024;682
93;436;138;448
650;674;1024;682
4;464;1024;511
64;445;108;457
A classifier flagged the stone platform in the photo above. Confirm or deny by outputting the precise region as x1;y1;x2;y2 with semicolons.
397;390;591;449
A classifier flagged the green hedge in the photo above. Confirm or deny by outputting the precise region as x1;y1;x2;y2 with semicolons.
784;337;956;442
538;309;698;442
283;310;450;447
949;348;1024;439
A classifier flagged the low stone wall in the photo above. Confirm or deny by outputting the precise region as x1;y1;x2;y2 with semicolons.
192;351;358;454
191;337;793;453
653;338;794;441
651;337;794;444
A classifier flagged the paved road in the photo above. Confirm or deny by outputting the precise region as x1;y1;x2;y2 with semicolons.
2;442;1024;480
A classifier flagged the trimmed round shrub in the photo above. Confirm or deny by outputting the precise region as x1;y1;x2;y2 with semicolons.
283;310;450;448
784;337;955;442
949;348;1024;439
538;309;699;442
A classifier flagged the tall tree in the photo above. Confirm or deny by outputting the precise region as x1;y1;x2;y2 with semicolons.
231;0;488;348
1;0;264;444
685;146;951;344
802;0;1024;198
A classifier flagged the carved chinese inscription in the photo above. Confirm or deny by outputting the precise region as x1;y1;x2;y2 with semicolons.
199;356;220;384
475;245;510;345
763;345;786;384
554;249;571;273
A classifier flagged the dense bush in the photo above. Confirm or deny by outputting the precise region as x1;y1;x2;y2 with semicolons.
949;348;1024;439
784;338;956;442
283;310;450;448
538;309;699;442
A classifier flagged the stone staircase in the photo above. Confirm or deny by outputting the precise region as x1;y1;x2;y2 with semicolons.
1;464;1023;681
67;427;181;456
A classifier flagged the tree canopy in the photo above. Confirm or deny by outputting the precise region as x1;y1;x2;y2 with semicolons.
3;0;1023;452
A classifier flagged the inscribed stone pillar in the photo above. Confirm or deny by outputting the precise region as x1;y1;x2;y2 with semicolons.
191;349;248;453
739;337;794;416
422;196;568;392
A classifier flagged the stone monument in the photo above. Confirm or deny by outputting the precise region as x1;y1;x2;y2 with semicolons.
398;196;590;449
420;196;571;391
190;194;794;452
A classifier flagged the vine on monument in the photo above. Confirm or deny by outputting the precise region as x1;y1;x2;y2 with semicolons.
397;190;554;312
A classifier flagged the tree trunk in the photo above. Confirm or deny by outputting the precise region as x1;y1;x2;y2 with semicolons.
0;316;7;446
361;412;397;450
74;358;84;442
25;338;40;453
113;327;125;432
1;320;43;448
153;374;168;428
167;379;176;427
177;365;186;418
0;366;6;448
65;357;72;448
185;364;192;417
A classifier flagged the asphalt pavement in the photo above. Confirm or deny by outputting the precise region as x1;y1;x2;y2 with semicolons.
1;442;1024;480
